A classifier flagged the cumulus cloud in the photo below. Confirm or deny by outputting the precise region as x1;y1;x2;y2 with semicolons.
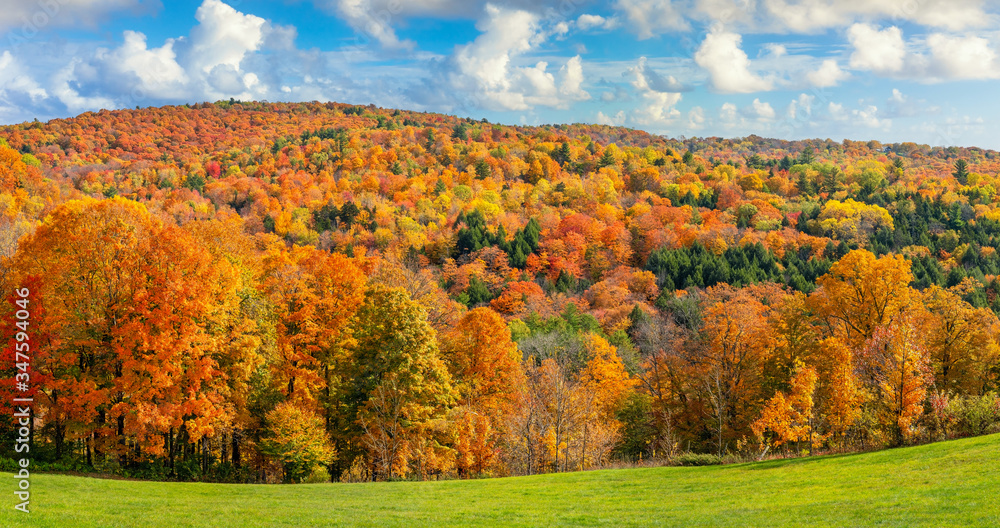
853;104;889;129
847;24;906;74
807;59;848;87
746;98;775;120
695;27;774;93
411;5;590;111
826;100;890;129
847;23;1000;81
926;33;1000;79
576;14;618;31
623;57;686;127
719;102;739;122
615;0;689;39
628;57;690;93
88;31;188;99
1;0;603;124
559;56;591;102
687;106;705;130
0;51;51;123
596;110;627;126
828;101;847;121
763;43;787;58
786;93;814;120
70;0;278;103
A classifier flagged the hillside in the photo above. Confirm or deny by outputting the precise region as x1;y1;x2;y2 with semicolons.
1;101;999;483
2;433;998;527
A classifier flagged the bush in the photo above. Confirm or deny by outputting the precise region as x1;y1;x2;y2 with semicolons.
302;466;331;484
946;393;1000;438
674;453;722;466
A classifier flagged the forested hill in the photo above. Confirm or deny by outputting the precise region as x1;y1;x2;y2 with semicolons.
1;100;998;483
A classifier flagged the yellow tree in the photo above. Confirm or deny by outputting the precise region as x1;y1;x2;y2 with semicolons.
184;214;272;469
751;360;818;455
813;337;861;445
348;286;454;480
699;285;777;456
920;282;1000;394
440;307;525;476
809;249;915;348
577;333;636;468
259;401;336;483
857;317;933;445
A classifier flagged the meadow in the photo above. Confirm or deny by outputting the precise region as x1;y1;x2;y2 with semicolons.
1;433;997;528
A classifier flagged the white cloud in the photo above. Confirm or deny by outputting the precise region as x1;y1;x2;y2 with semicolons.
764;43;787;58
188;0;267;74
449;5;540;110
411;5;591;111
786;93;814;120
828;101;847;120
623;57;685;127
847;24;906;74
884;88;939;118
927;33;1000;79
807;59;848;87
50;60;117;114
559;56;591;102
719;102;739;123
576;14;618;31
326;0;413;49
628;56;689;93
0;51;51;123
759;0;992;33
596;110;627;126
615;0;689;39
846;24;1000;81
695;27;774;93
853;104;889;129
633;91;682;126
91;31;188;99
746;98;775;120
687;106;705;130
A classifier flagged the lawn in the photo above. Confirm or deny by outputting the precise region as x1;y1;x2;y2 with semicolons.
2;434;998;527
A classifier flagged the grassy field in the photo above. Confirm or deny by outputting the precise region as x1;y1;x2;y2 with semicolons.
1;434;998;528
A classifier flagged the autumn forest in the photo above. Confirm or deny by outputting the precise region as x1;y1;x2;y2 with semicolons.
2;101;999;483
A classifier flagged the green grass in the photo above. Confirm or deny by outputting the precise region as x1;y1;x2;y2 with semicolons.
2;434;999;527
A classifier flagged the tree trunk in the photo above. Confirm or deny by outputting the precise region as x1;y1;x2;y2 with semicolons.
232;431;241;469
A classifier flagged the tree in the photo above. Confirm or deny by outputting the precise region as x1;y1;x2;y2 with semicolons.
260;401;336;483
441;308;525;420
348;286;455;480
953;159;969;184
814;337;861;444
699;285;776;456
752;360;818;455
14;198;236;464
920;283;1000;394
857;318;932;445
577;334;635;467
262;243;365;408
809;249;914;348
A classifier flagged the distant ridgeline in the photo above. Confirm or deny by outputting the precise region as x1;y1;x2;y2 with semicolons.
1;101;999;484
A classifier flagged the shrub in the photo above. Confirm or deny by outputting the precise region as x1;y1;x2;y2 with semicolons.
674;453;722;466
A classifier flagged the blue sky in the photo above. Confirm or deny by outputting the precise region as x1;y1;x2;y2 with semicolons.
0;0;998;148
